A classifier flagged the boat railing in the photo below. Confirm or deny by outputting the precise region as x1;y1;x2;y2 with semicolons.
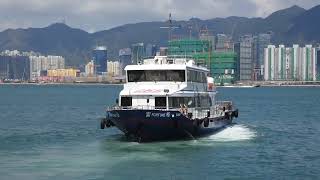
214;101;235;116
106;102;234;119
107;105;212;119
107;105;177;111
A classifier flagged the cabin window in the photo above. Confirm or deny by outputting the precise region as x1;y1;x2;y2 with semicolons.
155;97;166;109
127;70;185;82
187;70;207;83
200;95;212;107
127;70;145;82
168;97;195;108
121;97;132;107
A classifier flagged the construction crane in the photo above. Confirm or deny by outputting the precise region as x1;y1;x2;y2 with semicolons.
160;13;180;41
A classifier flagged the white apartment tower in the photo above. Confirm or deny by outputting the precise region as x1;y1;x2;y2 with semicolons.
264;45;317;81
29;55;65;80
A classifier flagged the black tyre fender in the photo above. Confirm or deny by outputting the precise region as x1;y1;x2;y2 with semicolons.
100;119;105;129
234;109;239;118
106;121;111;128
204;118;209;127
225;112;230;120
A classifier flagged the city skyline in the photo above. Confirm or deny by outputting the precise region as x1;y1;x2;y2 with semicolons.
0;0;319;32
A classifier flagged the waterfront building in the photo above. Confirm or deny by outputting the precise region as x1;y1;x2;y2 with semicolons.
92;46;107;74
215;34;233;52
107;61;120;76
168;39;237;84
234;42;241;81
119;48;132;74
47;68;80;78
0;50;39;57
264;45;318;81
255;33;271;80
0;55;30;81
131;43;145;64
29;55;65;80
0;50;44;81
159;47;168;56
234;33;271;81
85;60;95;77
239;35;254;81
317;48;320;80
212;52;237;84
145;44;157;57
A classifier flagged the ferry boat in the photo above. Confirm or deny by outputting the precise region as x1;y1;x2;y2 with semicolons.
101;56;239;142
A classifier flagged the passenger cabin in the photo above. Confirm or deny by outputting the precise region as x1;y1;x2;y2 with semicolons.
119;56;214;115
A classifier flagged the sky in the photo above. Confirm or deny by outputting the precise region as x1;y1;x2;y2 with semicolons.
0;0;319;33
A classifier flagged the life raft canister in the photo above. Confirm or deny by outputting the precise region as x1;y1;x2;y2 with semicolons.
207;77;215;91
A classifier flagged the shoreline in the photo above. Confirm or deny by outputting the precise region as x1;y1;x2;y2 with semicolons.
1;82;320;87
0;82;124;86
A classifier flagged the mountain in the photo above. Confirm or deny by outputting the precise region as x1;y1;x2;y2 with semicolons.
286;5;320;43
0;5;318;66
0;23;92;66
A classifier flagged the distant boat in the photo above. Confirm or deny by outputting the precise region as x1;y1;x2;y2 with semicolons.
223;83;260;88
223;85;260;88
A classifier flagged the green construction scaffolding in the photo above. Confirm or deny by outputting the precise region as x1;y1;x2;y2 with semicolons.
168;39;237;84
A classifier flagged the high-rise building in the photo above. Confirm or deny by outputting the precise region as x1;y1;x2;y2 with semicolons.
264;44;318;81
234;33;271;81
215;34;233;52
119;48;132;75
0;57;10;80
30;55;65;80
85;60;95;77
107;61;120;76
168;39;237;84
256;33;271;79
239;35;254;81
200;34;216;50
0;50;30;80
234;42;241;81
145;44;157;57
317;49;320;80
0;55;30;81
159;47;168;56
214;52;237;84
92;46;107;74
131;43;145;64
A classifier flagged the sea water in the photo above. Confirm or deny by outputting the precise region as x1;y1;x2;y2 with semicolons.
0;85;319;179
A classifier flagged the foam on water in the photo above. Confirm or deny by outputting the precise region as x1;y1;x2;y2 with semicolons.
207;124;257;142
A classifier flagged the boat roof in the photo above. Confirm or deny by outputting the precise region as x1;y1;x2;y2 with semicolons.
125;56;209;72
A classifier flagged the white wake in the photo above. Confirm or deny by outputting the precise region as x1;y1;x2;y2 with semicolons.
207;124;257;142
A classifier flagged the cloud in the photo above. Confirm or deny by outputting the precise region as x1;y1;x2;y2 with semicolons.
0;0;318;32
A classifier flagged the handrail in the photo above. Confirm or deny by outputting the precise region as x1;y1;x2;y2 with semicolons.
106;102;235;119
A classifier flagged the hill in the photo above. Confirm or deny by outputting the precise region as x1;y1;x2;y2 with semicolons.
0;5;318;66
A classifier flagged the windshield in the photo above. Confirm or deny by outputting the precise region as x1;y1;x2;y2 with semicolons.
127;70;185;82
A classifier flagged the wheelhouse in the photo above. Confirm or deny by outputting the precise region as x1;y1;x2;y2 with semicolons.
119;56;214;117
